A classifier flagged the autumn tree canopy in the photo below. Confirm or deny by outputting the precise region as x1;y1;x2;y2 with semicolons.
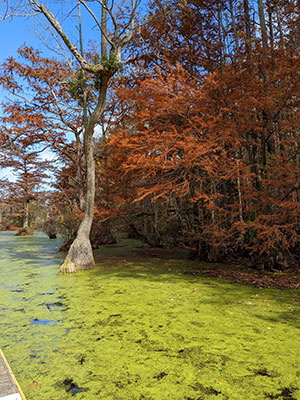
0;0;299;271
104;0;300;269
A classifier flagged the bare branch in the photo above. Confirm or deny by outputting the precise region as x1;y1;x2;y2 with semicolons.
49;87;81;133
34;21;75;70
96;0;118;35
28;0;105;74
113;0;141;51
79;0;113;47
0;0;35;21
118;0;140;47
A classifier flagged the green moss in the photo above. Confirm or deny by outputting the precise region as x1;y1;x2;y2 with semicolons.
0;231;299;399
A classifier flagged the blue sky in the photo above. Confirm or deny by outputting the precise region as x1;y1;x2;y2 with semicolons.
0;1;144;184
0;16;39;59
0;15;44;96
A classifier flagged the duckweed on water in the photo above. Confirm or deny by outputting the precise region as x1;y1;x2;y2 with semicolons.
0;231;300;399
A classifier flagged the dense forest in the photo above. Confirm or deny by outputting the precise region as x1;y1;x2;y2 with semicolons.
0;0;299;271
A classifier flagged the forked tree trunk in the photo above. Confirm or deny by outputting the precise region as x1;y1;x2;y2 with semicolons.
60;77;109;273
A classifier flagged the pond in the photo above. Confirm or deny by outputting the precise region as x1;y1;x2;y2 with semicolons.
0;231;300;399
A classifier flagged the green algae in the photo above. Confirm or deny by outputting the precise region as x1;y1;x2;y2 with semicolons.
0;231;300;399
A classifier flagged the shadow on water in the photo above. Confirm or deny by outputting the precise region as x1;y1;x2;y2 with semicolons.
0;231;62;264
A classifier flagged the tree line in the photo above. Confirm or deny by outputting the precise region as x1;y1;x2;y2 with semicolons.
0;0;299;271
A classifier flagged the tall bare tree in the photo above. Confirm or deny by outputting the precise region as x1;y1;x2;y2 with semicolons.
1;0;139;272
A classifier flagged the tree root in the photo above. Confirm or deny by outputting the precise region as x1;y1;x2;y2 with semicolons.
60;257;77;273
60;236;95;273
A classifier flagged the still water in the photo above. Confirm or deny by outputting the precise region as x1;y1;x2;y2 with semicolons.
0;231;185;400
0;231;119;399
1;231;300;400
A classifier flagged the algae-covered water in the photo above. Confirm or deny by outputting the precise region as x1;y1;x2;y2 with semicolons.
0;231;300;399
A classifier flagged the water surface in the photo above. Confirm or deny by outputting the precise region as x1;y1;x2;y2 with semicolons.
1;231;300;400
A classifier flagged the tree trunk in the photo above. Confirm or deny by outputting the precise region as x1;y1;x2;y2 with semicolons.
217;5;225;72
23;200;29;229
266;0;274;51
60;76;109;273
101;0;108;59
243;0;251;55
60;133;95;272
236;159;243;222
275;4;284;48
257;0;268;47
229;0;240;60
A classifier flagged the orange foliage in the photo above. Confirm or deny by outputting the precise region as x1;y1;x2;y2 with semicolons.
107;50;300;267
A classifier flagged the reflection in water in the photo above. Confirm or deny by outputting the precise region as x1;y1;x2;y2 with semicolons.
31;319;60;326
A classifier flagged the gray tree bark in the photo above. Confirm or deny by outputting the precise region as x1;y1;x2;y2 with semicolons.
23;200;29;229
60;76;109;272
